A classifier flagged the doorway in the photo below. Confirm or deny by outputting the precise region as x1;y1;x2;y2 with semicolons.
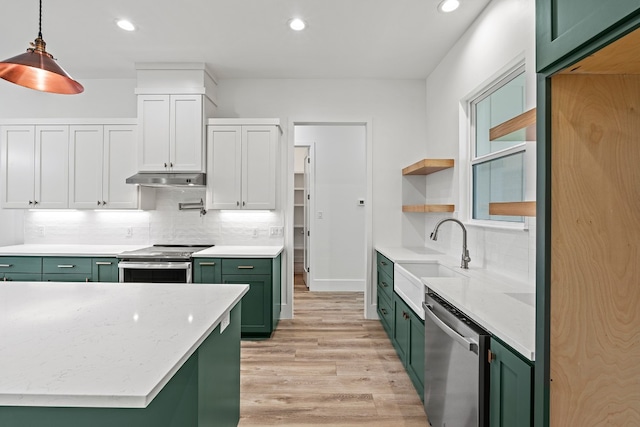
293;124;367;293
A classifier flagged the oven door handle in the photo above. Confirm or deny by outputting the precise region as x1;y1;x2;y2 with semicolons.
423;302;477;352
118;262;192;270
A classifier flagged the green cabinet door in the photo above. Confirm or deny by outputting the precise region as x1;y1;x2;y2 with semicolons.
42;257;92;282
0;257;42;281
407;311;425;401
223;273;272;336
537;0;640;71
490;338;533;427
91;258;118;282
392;294;410;362
193;258;222;283
271;254;281;331
376;290;393;338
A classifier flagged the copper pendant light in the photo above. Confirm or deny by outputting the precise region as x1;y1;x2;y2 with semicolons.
0;0;83;94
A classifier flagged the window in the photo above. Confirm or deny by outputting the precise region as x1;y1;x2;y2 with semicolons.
470;67;527;223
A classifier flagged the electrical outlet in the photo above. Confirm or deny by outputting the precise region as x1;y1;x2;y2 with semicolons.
36;226;45;237
252;228;259;238
269;226;284;237
125;227;133;238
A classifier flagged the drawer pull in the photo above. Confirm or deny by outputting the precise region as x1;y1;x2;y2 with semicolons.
57;265;75;268
0;264;12;268
381;281;388;288
380;261;388;266
95;262;112;265
237;266;254;269
380;308;387;315
199;262;216;266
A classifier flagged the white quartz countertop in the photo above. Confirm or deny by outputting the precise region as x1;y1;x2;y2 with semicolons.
376;246;535;361
0;244;148;257
192;245;284;258
0;282;248;408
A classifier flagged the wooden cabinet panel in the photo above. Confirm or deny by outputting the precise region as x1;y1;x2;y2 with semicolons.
1;126;35;208
35;126;69;209
223;273;271;335
102;125;139;209
43;257;92;275
138;95;171;171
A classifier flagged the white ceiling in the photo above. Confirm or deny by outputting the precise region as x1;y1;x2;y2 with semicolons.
0;0;490;80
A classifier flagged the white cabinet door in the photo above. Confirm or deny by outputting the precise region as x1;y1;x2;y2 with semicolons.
1;126;36;208
35;126;69;209
103;125;138;209
207;126;242;209
138;95;171;171
242;126;277;210
138;94;204;172
69;125;103;209
170;95;204;171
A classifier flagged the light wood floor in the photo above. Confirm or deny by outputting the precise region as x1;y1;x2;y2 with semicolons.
238;275;428;426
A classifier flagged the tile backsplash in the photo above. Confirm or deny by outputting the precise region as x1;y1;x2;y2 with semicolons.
24;188;284;246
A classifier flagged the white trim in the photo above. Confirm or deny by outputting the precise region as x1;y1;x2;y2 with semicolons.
207;118;281;129
310;279;364;292
283;117;374;320
0;118;137;126
471;142;526;165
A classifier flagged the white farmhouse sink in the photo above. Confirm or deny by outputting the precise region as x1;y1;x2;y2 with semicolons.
393;262;466;320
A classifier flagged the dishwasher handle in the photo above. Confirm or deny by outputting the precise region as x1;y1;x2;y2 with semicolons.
423;302;478;352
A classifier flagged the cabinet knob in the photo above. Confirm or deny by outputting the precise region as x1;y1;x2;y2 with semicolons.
170;162;173;168
242;201;246;207
33;201;38;205
164;162;168;168
381;282;388;288
380;308;387;315
488;350;497;363
28;200;33;205
380;261;387;266
97;201;102;206
236;201;240;207
102;201;107;206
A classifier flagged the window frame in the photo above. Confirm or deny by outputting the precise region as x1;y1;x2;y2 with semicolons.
466;63;529;229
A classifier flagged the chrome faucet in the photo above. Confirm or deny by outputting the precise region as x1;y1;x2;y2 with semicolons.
430;218;471;269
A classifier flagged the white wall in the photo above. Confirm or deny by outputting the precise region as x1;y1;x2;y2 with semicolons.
296;125;367;292
0;79;137;118
216;79;427;247
424;0;536;283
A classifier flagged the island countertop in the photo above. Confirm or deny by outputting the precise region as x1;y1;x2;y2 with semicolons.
0;282;248;408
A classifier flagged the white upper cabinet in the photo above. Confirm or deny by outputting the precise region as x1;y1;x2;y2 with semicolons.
69;125;140;209
207;121;279;210
1;125;69;209
137;94;204;172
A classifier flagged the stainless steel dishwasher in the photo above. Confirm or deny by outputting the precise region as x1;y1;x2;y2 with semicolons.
422;291;489;427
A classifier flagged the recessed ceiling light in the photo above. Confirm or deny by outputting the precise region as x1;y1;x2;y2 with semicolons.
438;0;460;13
288;18;306;31
116;19;136;32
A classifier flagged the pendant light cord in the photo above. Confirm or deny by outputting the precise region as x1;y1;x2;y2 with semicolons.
38;0;43;38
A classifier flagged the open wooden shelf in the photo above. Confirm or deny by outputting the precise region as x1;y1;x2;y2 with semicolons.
488;201;536;217
402;204;455;213
402;159;454;176
489;108;536;141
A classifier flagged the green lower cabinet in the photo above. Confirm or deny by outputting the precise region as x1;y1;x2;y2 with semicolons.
489;337;533;427
0;257;42;281
376;289;393;338
392;293;424;401
42;257;92;282
193;258;222;284
204;255;281;338
91;258;118;282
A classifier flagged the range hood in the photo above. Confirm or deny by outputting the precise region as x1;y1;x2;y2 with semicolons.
126;172;206;187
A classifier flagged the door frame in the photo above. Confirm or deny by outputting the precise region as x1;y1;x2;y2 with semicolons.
283;118;374;320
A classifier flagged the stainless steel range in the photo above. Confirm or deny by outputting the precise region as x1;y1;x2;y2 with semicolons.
117;244;213;283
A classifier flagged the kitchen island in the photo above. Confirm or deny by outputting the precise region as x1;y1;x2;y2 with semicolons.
0;281;248;427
